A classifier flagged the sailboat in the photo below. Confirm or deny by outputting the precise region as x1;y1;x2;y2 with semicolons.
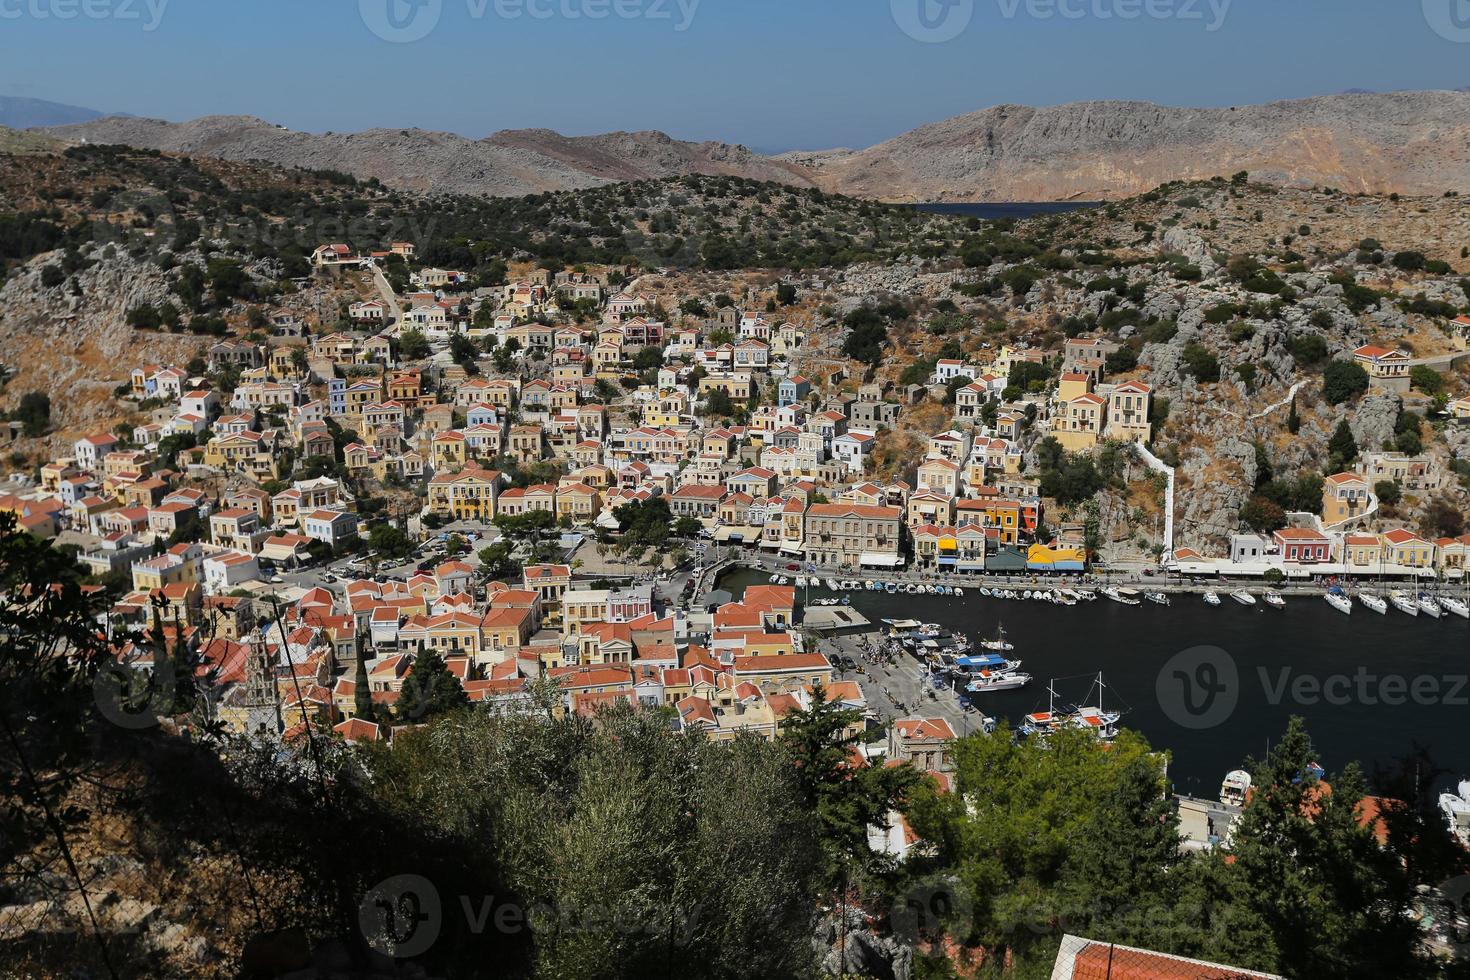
1019;674;1123;742
1325;588;1353;615
1358;590;1387;614
1417;594;1442;618
1389;590;1420;616
1441;595;1469;619
978;623;1014;652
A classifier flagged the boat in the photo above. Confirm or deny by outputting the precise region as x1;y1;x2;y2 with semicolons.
978;623;1014;652
1389;590;1420;616
1074;589;1097;601
953;587;965;597
1231;590;1257;607
1021;674;1123;741
1220;769;1252;808
951;653;1024;676
1358;590;1387;614
966;669;1033;693
1441;780;1470;848
1325;590;1354;615
1203;591;1221;606
1018;709;1060;738
885;583;898;594
1418;594;1442;618
1101;587;1141;606
1442;596;1469;619
1144;591;1170;606
825;578;840;591
1263;591;1285;609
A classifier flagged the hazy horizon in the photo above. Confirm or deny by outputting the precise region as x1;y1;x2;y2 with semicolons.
3;0;1467;150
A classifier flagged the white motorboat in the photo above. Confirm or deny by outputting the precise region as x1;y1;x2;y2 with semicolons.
1389;590;1420;616
965;669;1033;693
1441;596;1469;619
978;587;991;597
1220;769;1252;808
1231;590;1257;607
1144;591;1170;606
825;578;840;591
954;587;965;597
1418;594;1442;618
1074;589;1097;601
1263;591;1285;609
1102;587;1142;606
1358;591;1387;614
1203;591;1222;606
1441;779;1470;848
1325;591;1353;615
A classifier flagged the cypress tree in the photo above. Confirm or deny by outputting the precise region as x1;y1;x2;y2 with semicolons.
353;632;373;720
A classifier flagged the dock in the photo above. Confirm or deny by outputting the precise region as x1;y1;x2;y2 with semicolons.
800;607;872;632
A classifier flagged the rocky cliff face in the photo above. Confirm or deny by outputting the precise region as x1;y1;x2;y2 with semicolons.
46;91;1470;202
787;91;1470;202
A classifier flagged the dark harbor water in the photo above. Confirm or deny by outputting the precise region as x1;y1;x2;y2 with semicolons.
720;569;1470;794
909;201;1102;220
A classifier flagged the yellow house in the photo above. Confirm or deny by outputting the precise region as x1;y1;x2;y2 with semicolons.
956;498;1021;545
1342;534;1383;569
555;482;601;523
699;374;753;400
427;466;501;520
203;432;267;470
562;588;610;631
1322;473;1371;526
1383;528;1436;568
432;431;468;471
1052;393;1105;451
1352;345;1410;390
1057;372;1092;403
1107;380;1152;443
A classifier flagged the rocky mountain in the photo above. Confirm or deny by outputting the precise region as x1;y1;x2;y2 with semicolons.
0;96;110;129
787;91;1470;202
43;91;1470;203
44;115;815;199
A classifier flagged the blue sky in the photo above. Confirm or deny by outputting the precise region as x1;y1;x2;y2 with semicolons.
2;0;1466;150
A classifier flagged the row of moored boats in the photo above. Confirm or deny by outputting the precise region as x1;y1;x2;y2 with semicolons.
771;575;968;597
1323;587;1470;619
